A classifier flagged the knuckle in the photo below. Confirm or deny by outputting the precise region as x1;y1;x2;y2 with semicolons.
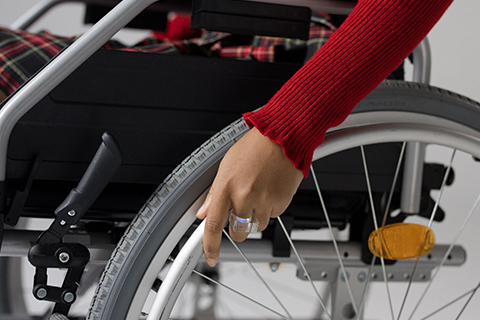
236;187;253;204
205;218;225;234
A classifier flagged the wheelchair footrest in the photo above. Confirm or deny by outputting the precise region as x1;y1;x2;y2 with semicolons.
191;0;312;40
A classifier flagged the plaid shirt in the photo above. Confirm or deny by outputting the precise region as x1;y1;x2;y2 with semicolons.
0;13;336;96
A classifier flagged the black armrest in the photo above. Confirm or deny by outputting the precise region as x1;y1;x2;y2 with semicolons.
191;0;312;39
84;0;193;30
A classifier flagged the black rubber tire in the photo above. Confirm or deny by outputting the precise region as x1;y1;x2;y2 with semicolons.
87;80;480;320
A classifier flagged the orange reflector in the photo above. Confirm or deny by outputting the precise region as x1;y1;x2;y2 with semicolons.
368;223;435;260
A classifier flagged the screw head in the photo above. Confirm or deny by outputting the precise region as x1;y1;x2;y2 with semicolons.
269;262;280;272
58;252;70;264
358;272;366;282
63;291;75;303
67;210;76;217
36;288;48;299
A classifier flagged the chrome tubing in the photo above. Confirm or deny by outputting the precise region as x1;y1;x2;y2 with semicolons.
401;38;432;214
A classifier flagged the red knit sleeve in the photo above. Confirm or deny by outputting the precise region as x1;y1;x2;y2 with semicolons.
243;0;453;177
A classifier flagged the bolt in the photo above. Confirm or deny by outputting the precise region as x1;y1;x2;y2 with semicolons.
67;210;76;217
58;252;70;264
36;288;48;299
320;271;328;279
60;220;66;226
63;292;75;303
358;272;366;282
269;262;280;272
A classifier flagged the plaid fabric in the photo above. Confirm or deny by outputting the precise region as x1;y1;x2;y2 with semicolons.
0;13;336;96
0;27;129;95
0;28;73;95
215;13;337;62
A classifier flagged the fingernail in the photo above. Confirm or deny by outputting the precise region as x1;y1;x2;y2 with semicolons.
196;203;206;218
196;194;212;219
206;258;217;267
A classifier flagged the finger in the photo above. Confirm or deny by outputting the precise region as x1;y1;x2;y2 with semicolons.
196;190;212;219
203;191;231;267
228;200;255;242
256;207;272;232
228;218;250;243
228;205;270;242
269;205;288;219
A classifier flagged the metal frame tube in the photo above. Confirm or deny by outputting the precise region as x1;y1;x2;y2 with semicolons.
412;37;432;84
0;0;157;181
401;142;427;214
9;0;67;30
401;38;432;214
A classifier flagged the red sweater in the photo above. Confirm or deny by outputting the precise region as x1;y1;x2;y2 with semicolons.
243;0;453;177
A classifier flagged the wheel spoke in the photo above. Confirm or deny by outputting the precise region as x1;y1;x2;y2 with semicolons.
396;258;419;320
382;142;407;227
410;178;480;320
355;256;377;320
277;216;332;320
192;269;290;319
359;146;395;320
310;165;359;315
455;281;480;320
416;282;479;319
428;149;456;228
407;149;458;320
222;229;293;319
356;142;406;319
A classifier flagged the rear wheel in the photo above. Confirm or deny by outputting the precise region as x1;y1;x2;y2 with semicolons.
88;81;480;320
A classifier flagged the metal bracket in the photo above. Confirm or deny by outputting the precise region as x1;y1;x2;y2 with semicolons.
330;267;369;320
27;132;121;317
30;242;89;315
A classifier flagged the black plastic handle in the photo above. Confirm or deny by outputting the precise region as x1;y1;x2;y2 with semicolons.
54;132;122;220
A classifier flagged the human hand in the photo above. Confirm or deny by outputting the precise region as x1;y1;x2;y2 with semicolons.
196;127;303;267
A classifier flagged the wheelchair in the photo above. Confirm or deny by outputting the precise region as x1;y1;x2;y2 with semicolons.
1;1;480;319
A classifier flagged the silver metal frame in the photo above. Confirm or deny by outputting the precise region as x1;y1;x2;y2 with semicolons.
401;38;432;214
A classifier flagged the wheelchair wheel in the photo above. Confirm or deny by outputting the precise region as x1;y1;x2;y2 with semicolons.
88;80;480;320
